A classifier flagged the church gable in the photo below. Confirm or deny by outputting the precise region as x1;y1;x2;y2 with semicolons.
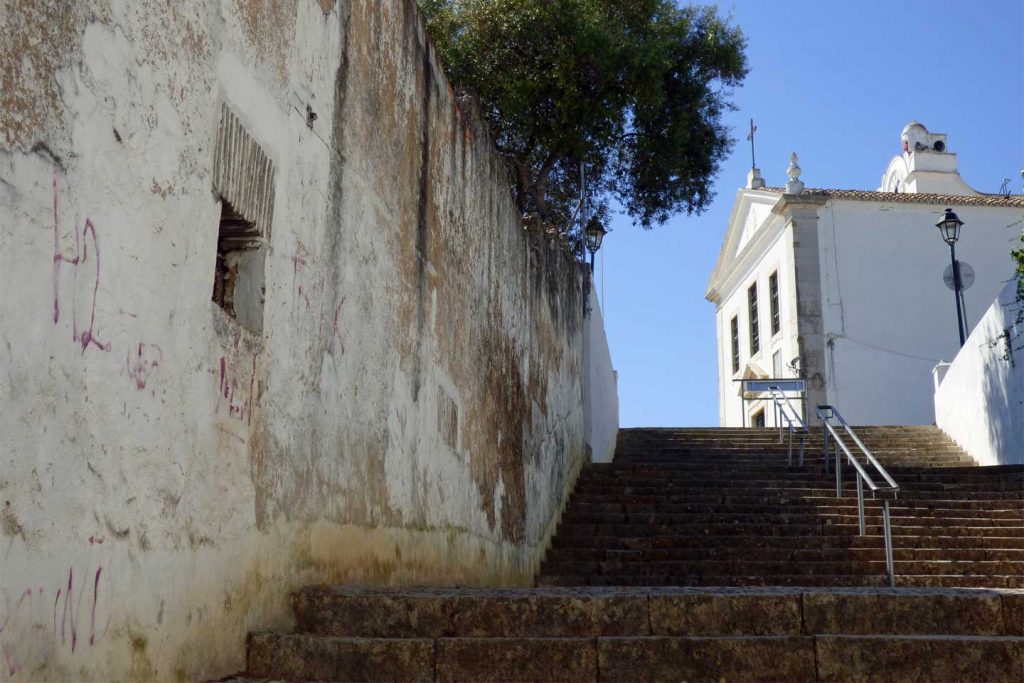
706;190;782;304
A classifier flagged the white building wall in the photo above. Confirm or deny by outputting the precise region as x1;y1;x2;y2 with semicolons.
716;226;802;427
818;200;1017;424
583;284;619;463
934;281;1024;465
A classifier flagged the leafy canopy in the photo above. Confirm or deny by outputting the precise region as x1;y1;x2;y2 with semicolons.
419;0;747;232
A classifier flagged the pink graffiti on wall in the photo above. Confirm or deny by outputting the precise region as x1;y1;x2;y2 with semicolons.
51;178;110;354
0;564;110;677
215;352;260;425
126;343;163;390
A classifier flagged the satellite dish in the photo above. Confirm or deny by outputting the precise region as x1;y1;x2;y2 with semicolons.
943;262;975;290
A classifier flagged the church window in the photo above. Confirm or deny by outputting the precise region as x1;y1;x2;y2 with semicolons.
769;271;780;335
730;316;739;374
748;283;760;355
752;409;765;428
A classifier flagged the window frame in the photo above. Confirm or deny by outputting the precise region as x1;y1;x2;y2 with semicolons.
769;270;781;336
748;282;760;355
730;315;740;374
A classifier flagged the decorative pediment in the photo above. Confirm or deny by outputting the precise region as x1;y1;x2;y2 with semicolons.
705;189;784;304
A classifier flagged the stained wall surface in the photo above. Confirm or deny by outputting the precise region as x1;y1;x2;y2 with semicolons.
0;1;587;679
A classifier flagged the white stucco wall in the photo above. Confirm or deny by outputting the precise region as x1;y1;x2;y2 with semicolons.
934;281;1024;465
714;213;802;427
0;2;588;680
583;282;619;463
818;200;1018;424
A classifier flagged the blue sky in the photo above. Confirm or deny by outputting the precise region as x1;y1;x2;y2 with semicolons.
600;0;1024;427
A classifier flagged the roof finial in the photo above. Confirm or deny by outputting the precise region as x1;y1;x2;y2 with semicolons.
785;152;804;194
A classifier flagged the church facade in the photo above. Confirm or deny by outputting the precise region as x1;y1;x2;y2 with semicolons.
706;122;1024;427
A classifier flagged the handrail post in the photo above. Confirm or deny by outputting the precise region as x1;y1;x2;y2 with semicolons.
787;426;793;466
883;499;895;587
856;475;865;536
823;421;830;474
836;440;842;497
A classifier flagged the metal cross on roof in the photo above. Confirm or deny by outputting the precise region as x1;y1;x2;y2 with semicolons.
746;119;757;169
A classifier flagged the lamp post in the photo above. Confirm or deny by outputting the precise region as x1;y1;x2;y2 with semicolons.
584;217;607;272
936;208;966;347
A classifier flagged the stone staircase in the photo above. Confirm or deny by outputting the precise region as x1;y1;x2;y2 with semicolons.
236;426;1024;681
536;427;1024;588
243;585;1024;681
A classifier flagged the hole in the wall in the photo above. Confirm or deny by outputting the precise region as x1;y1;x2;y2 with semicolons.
212;199;265;334
438;388;459;451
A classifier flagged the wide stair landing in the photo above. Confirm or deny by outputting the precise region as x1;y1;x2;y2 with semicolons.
237;426;1024;681
537;427;1024;588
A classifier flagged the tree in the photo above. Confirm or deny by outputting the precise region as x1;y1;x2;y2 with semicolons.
418;0;747;235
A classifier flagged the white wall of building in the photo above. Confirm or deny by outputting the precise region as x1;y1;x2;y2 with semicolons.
714;211;803;427
818;200;1018;424
583;283;619;463
934;281;1024;465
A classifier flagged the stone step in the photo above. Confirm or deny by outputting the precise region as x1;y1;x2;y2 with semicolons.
566;493;1024;508
557;511;1024;527
543;547;1024;564
287;586;1024;638
536;574;1024;588
601;634;1023;683
538;559;1024;578
551;533;1024;551
551;522;1024;539
574;477;1023;490
565;501;1024;518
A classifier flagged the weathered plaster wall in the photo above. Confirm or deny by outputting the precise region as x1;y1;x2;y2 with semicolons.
935;281;1024;466
0;1;586;680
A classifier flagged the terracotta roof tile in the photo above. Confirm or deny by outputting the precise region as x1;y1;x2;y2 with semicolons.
761;187;1024;208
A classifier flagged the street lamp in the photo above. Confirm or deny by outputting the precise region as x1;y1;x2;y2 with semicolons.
584;216;607;272
936;208;967;347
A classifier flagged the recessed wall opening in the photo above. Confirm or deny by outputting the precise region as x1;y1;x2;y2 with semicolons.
210;103;276;336
212;199;265;333
752;409;766;428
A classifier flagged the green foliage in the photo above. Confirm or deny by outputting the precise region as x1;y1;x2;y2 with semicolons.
418;0;747;231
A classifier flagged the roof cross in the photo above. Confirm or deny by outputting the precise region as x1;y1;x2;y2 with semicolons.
746;119;757;169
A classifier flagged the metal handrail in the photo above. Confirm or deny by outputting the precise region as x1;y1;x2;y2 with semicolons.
768;386;809;466
816;405;900;587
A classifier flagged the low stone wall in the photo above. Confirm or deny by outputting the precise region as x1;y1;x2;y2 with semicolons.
934;281;1024;465
0;1;586;679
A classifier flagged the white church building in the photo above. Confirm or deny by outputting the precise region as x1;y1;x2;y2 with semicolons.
706;122;1024;427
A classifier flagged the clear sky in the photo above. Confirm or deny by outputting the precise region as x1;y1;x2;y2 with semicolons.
599;0;1024;427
